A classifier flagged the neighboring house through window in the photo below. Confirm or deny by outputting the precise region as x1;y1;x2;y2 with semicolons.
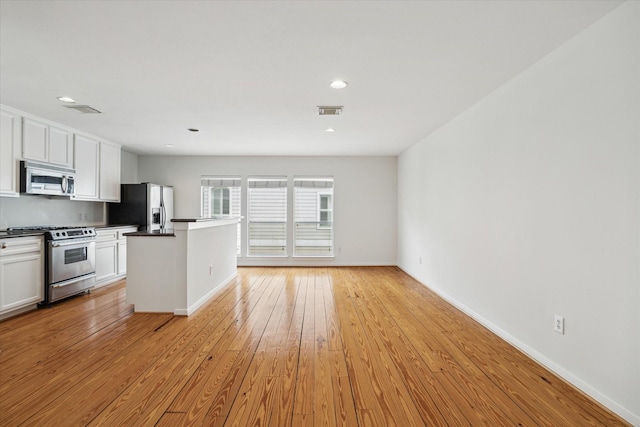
294;177;334;257
201;176;241;254
247;177;287;256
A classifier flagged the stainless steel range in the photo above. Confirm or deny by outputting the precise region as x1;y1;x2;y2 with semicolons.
7;226;97;305
44;227;97;304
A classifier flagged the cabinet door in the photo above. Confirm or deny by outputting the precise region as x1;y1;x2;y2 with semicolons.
96;242;118;284
0;237;43;313
0;108;21;197
99;141;120;202
48;126;74;167
22;118;48;162
73;135;99;200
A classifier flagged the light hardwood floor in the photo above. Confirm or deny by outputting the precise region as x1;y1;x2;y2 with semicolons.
0;267;629;426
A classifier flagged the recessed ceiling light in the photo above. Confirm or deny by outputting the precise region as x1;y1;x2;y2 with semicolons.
330;80;348;89
188;128;199;132
165;144;175;148
325;128;336;133
57;96;76;103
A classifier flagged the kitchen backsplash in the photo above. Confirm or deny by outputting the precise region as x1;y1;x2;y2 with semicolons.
0;196;105;229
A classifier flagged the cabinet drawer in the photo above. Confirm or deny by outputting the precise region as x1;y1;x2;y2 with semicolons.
96;230;118;242
0;237;42;256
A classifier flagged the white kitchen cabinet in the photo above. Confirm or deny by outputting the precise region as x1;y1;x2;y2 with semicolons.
73;135;99;200
0;107;22;197
22;118;73;167
0;236;44;319
99;140;121;202
22;117;48;162
48;125;74;167
73;136;120;202
96;232;118;286
95;226;136;287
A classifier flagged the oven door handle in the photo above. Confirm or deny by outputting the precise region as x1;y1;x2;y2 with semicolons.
50;239;96;247
51;273;96;288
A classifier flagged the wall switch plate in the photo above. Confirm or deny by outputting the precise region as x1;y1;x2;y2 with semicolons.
554;315;565;334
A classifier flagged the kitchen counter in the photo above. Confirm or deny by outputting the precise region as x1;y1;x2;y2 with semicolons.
125;217;239;315
123;218;239;237
0;230;46;239
124;228;175;237
97;224;139;229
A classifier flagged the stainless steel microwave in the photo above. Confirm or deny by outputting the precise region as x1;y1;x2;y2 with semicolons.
19;160;75;196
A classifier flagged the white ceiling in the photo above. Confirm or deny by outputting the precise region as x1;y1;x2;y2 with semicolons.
0;1;623;157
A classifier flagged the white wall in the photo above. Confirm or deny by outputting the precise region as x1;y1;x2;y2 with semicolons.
138;155;397;266
120;150;139;184
398;2;639;424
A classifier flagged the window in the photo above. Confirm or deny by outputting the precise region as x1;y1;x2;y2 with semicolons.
294;177;334;257
247;177;287;256
201;176;241;255
318;193;333;228
212;187;230;215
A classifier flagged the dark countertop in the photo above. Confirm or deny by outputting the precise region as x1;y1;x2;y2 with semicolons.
171;217;241;223
124;228;175;237
0;230;46;239
97;224;139;229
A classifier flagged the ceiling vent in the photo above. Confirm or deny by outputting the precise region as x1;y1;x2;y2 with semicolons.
63;105;102;114
317;106;343;116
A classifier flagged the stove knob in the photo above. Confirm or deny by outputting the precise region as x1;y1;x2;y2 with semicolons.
56;232;60;237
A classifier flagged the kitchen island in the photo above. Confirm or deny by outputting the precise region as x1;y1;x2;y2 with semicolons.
124;217;239;315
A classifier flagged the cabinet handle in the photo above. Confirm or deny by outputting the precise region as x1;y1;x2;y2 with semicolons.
1;243;7;249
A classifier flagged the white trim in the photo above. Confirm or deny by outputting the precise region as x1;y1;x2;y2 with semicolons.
174;272;237;316
397;264;640;427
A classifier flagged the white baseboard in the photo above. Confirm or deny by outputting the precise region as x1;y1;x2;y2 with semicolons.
174;272;238;316
397;264;640;427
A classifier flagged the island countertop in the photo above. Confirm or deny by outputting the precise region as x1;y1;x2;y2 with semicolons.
124;217;240;237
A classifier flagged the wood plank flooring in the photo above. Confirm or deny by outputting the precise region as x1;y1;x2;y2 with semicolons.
0;266;629;426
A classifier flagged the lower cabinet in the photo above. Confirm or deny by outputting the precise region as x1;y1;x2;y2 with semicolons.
95;226;137;287
0;235;44;319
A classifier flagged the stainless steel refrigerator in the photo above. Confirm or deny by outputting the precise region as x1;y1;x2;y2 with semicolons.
108;183;174;231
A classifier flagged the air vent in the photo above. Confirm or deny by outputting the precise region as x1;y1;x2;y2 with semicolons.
63;105;102;114
318;106;343;116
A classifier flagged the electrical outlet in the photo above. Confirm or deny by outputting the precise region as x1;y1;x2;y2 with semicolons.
554;315;565;335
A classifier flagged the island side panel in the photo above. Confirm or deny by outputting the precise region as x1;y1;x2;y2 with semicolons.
126;235;187;313
185;221;238;314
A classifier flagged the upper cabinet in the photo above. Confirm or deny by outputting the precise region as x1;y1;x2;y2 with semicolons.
0;107;22;197
73;135;99;200
72;135;121;203
0;104;122;202
22;118;73;168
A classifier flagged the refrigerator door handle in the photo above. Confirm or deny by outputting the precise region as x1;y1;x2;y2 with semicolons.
160;200;165;229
